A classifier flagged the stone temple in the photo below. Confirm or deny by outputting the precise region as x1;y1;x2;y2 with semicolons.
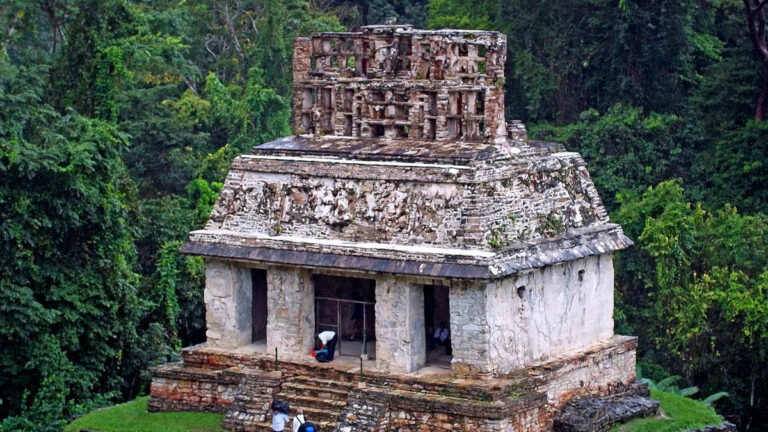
150;25;644;431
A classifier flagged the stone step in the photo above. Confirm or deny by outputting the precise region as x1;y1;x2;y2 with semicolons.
280;393;348;411
283;405;341;424
249;420;336;432
287;375;358;389
281;382;351;401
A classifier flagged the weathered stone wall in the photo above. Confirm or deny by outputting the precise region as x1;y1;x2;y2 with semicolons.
487;254;615;373
449;281;493;375
266;266;315;359
204;260;253;349
472;153;608;248
203;150;608;253
336;388;548;432
448;255;614;375
532;337;637;405
222;370;283;430
208;169;465;246
148;363;240;413
375;277;426;373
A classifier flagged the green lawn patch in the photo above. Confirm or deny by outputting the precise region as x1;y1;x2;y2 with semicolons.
610;389;723;432
64;397;225;432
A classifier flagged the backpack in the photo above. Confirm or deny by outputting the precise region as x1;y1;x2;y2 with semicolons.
298;422;317;432
270;399;290;415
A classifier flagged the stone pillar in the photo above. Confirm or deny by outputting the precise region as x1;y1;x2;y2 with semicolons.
266;266;315;360
375;277;426;373
204;259;253;349
449;282;493;376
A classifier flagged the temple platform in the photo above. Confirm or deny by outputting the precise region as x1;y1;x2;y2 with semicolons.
149;335;640;432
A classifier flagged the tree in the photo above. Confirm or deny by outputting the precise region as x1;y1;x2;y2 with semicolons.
427;0;705;123
614;181;768;426
0;52;143;427
743;0;768;118
532;105;699;211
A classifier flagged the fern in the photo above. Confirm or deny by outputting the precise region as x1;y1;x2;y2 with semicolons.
702;392;729;407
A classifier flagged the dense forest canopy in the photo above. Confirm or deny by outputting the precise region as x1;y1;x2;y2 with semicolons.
0;0;767;430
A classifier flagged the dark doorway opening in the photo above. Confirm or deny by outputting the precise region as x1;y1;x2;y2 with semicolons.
424;285;452;366
313;274;376;359
251;269;268;343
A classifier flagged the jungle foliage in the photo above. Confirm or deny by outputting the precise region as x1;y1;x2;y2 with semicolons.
1;0;767;430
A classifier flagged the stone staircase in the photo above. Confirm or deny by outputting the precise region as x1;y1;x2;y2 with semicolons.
277;376;356;430
228;374;356;432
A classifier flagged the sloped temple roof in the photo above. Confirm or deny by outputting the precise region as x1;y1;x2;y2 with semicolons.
181;26;632;279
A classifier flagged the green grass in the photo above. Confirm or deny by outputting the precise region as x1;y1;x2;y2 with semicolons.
64;397;226;432
610;389;723;432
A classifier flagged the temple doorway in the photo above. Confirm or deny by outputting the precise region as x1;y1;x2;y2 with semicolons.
251;269;268;343
424;285;452;367
313;274;376;359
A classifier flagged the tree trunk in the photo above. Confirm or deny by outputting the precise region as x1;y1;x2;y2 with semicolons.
744;0;768;119
758;60;768;119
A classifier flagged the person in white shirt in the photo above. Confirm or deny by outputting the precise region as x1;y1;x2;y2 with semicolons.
292;408;306;432
318;330;336;347
271;408;290;431
433;322;451;355
314;330;337;362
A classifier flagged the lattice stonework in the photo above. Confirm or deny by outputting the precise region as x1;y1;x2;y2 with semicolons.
291;25;507;143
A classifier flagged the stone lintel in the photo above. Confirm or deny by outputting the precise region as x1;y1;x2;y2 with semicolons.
181;241;491;279
180;224;631;281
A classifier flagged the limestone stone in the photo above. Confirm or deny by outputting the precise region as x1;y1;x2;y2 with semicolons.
266;267;315;359
449;282;492;375
375;277;426;373
487;254;615;373
203;260;252;349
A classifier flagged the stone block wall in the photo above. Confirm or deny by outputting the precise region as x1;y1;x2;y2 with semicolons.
148;363;240;413
204;260;253;348
336;388;548;432
375;277;426;373
532;337;637;405
222;369;283;430
149;336;638;431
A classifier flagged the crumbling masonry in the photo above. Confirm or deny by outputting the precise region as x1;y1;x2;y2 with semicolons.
150;25;642;431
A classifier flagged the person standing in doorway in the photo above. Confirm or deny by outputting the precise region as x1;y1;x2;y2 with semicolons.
347;292;365;341
434;322;451;356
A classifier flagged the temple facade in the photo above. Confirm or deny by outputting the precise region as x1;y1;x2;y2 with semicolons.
149;25;644;432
